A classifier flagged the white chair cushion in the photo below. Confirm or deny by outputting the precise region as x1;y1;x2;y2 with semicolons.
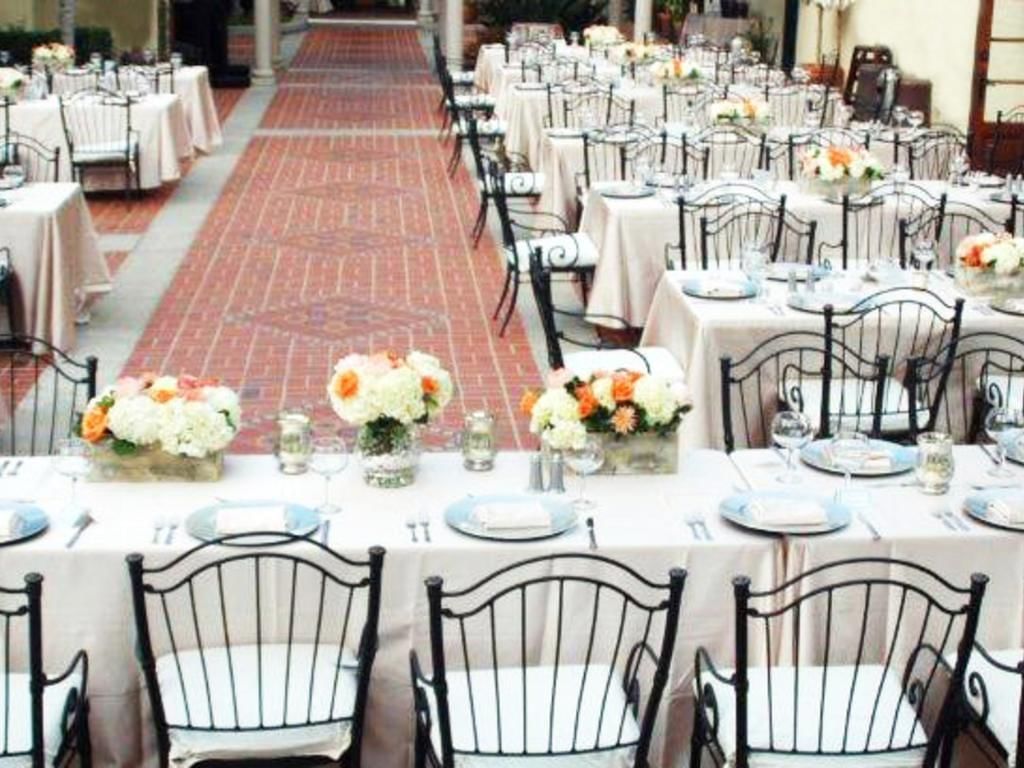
702;665;928;767
455;94;496;109
455;119;507;137
481;172;545;196
0;670;82;767
71;138;138;165
156;643;358;768
511;233;599;271
963;648;1023;767
450;71;476;85
565;347;685;382
783;376;930;435
424;664;638;768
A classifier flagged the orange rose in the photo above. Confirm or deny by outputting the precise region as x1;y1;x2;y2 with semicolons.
520;389;540;416
575;385;599;419
80;407;108;443
827;146;853;169
421;376;439;396
611;374;635;403
333;370;360;400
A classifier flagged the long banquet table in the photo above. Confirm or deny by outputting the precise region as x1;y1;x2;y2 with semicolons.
0;182;111;347
2;447;1023;767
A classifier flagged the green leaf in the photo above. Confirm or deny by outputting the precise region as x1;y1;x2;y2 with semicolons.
111;439;138;456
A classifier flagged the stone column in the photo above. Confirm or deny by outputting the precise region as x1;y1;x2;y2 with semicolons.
252;0;276;85
271;0;284;71
634;0;653;40
444;0;463;70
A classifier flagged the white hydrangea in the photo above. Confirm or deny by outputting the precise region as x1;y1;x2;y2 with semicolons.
369;366;428;424
633;376;679;426
203;386;242;430
591;378;615;411
545;418;587;451
986;240;1024;276
529;388;580;433
106;395;162;446
158;400;237;458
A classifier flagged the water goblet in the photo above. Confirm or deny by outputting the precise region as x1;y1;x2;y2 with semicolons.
0;51;10;67
310;436;349;515
911;237;937;275
985;408;1024;478
742;240;769;302
89;52;102;71
2;164;25;189
829;431;871;501
907;110;924;132
570;31;580;47
143;48;156;66
54;437;91;518
564;435;605;512
633;156;653;190
771;411;814;484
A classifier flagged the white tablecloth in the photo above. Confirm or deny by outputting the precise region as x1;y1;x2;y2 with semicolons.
0;448;1021;767
641;271;1024;449
0;183;110;348
8;94;193;191
583;181;1014;327
174;66;223;154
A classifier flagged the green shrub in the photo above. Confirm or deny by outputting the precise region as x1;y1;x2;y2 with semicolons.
0;25;113;65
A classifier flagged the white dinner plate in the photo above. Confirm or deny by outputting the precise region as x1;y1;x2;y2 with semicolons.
963;489;1024;532
681;276;757;300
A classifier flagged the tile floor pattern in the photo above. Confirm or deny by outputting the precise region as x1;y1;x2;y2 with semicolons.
122;25;540;452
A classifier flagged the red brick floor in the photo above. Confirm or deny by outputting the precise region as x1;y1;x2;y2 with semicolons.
123;26;540;452
213;88;247;124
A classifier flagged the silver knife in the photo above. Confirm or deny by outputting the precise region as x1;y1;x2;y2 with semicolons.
65;516;93;549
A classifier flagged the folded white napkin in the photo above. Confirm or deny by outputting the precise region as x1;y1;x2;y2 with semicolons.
216;505;289;535
746;499;828;527
0;508;18;538
823;446;893;472
701;280;749;297
474;502;551;530
986;498;1024;525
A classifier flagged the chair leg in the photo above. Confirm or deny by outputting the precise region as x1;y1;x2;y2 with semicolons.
78;700;93;768
690;711;705;768
447;137;463;177
471;198;489;247
498;273;519;336
492;265;513;321
413;721;427;768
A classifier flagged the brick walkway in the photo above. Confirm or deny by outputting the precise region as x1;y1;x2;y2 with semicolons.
122;26;540;452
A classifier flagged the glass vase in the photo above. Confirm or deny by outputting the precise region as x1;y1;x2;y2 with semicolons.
357;421;421;489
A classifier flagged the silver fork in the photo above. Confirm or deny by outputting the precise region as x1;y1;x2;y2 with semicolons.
6;459;22;477
417;507;432;543
152;515;166;544
684;510;711;541
164;518;179;545
931;509;956;532
405;511;419;543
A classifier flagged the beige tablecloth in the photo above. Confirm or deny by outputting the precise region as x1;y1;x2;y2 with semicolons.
583;181;1013;327
640;271;1024;449
174;66;223;153
8;94;193;191
0;182;110;348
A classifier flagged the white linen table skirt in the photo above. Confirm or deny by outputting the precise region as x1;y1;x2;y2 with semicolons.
0;182;110;348
174;66;223;154
640;270;1024;449
8;94;194;191
0;450;780;768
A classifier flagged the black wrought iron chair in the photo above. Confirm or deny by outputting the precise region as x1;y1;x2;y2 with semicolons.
906;126;969;181
490;160;599;336
464;117;542;248
410;554;686;768
661;81;723;126
438;66;497;176
0;336;97;456
691;124;766;179
719;330;890;452
528;249;684;379
50;68;101;96
956;643;1024;768
58;90;140;198
660;132;710;180
898;200;1013;272
126;534;385;768
698;195;816;270
814;181;943;270
664;184;782;270
563;84;635;129
986;106;1024;176
825;288;965;439
115;64;175;95
693;558;988;768
1;133;61;182
578;123;660;193
0;572;92;767
907;332;1024;443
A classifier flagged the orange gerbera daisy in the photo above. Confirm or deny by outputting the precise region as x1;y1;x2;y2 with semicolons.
333;370;360;399
611;405;638;435
610;372;637;403
827;146;854;168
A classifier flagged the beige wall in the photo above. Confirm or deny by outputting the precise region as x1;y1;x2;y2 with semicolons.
0;0;156;52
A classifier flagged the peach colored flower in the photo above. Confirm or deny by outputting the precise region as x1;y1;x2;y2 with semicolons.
333;370;360;400
611;406;638;435
575;384;599;419
421;376;439;396
520;389;540;416
114;376;144;399
611;373;635;403
80;407;108;443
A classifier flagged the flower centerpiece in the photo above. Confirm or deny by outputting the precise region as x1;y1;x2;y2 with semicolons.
0;68;25;101
328;351;453;488
611;42;658;65
521;370;692;474
799;144;884;201
709;98;771;127
955;233;1024;298
32;43;75;71
583;25;624;48
648;57;702;82
79;374;241;481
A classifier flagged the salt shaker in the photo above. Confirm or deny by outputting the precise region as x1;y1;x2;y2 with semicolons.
548;453;567;493
527;452;545;492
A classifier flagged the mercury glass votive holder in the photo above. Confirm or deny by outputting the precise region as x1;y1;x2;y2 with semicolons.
915;432;954;495
276;411;313;475
462;411;497;471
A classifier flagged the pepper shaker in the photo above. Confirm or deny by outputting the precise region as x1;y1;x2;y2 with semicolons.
527;452;545;492
548;453;566;493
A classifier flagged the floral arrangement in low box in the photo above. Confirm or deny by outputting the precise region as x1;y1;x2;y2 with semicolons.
583;25;624;47
800;144;884;200
32;43;75;71
955;233;1024;298
0;69;25;101
522;369;692;474
611;42;658;64
328;351;453;488
649;58;702;82
79;374;241;481
709;98;771;127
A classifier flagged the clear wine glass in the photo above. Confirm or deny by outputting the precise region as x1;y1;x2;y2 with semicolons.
907;110;924;132
771;411;814;483
912;237;937;273
54;437;91;517
310;436;349;515
3;164;26;189
985;408;1024;478
634;156;653;190
0;51;11;67
829;431;870;500
742;241;769;302
143;48;156;66
564;435;605;512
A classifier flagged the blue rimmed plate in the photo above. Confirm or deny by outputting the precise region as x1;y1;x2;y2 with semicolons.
964;489;1024;532
765;263;819;283
720;490;850;535
598;183;655;199
681;276;757;300
0;504;48;547
186;500;320;545
445;493;577;542
787;291;874;314
800;439;916;477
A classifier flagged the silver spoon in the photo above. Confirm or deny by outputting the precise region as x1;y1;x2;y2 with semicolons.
65;511;94;549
